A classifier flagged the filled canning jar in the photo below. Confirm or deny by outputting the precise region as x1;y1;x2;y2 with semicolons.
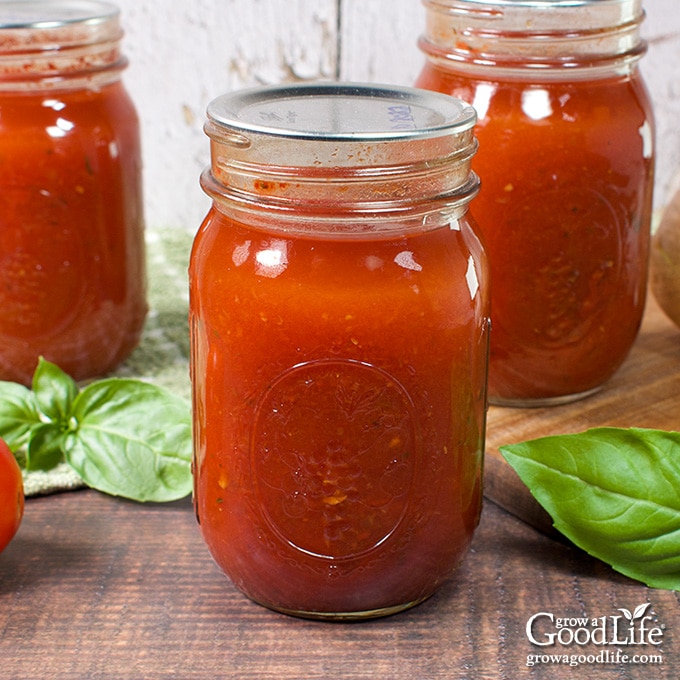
416;0;655;406
190;83;490;619
0;0;147;384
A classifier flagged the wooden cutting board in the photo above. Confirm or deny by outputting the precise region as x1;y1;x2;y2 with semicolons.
483;293;680;535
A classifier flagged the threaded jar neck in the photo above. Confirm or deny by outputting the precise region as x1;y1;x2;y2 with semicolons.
0;0;126;91
419;0;647;79
202;83;480;238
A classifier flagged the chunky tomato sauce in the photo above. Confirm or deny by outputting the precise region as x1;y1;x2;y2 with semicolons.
416;66;654;403
190;210;488;617
0;82;147;384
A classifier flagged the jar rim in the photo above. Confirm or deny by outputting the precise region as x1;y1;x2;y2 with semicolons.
420;0;646;75
0;0;125;87
203;83;480;233
424;0;641;9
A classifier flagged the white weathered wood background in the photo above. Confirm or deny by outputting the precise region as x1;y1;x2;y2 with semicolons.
113;0;680;232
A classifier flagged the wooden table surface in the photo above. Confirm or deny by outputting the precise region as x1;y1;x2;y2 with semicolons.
1;298;679;680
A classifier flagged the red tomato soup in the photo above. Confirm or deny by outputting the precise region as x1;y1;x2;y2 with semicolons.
0;2;146;384
190;84;490;619
416;0;655;405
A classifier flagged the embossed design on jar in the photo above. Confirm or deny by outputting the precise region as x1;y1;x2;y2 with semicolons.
251;359;418;561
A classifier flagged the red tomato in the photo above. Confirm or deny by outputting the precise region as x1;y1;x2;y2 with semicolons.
0;438;23;553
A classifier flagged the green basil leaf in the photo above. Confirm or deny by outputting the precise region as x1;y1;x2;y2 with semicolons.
26;422;67;471
0;380;42;453
500;427;680;591
63;379;192;502
32;357;79;422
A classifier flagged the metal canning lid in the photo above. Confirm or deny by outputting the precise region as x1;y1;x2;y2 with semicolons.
0;0;118;29
206;82;477;143
203;83;480;235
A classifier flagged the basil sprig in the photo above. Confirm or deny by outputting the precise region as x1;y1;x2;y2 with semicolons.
501;427;680;592
0;358;192;503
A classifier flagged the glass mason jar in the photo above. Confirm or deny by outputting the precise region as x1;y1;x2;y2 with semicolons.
416;0;655;406
190;83;490;620
0;0;147;385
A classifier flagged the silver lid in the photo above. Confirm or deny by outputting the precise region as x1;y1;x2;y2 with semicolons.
206;82;477;143
0;0;118;29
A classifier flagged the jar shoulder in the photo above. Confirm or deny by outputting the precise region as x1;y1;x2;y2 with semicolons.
416;64;653;121
0;82;139;137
